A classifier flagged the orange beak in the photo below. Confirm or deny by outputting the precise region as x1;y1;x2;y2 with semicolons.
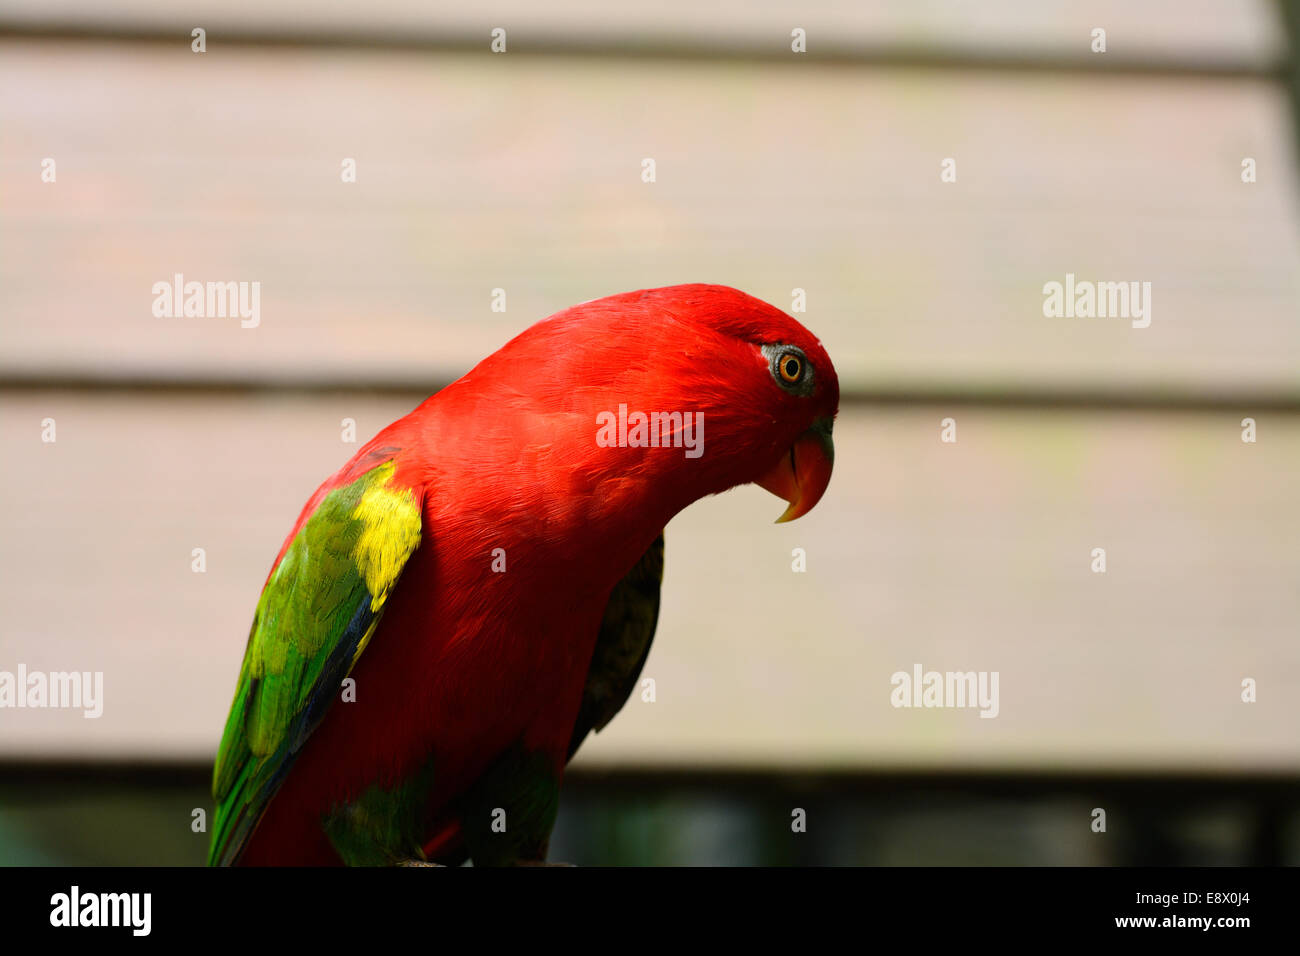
754;418;834;523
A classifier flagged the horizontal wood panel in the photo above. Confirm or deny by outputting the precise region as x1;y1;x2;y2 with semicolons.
1;391;1295;770
1;43;1297;400
0;1;1283;67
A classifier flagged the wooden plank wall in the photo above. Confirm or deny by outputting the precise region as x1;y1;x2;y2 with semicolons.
1;3;1296;771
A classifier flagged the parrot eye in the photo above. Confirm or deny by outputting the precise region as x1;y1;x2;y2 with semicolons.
761;343;814;395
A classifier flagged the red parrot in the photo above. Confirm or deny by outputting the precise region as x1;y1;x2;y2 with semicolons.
209;284;838;865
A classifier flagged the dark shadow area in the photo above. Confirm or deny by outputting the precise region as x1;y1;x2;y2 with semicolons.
2;763;1296;866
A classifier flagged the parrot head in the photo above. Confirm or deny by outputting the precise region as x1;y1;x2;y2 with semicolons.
470;284;839;527
652;285;840;524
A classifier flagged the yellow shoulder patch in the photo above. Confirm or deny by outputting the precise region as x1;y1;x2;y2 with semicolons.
351;461;422;615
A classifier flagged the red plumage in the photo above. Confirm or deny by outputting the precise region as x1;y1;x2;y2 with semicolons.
229;284;838;865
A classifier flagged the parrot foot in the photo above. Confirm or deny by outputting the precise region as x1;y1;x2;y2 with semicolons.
397;859;444;867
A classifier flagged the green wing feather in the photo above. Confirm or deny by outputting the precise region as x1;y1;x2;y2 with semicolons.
208;458;422;866
567;533;664;760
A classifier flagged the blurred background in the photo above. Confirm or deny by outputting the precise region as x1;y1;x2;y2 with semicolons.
1;1;1298;865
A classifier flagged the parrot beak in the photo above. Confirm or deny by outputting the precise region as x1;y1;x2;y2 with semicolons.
754;418;835;523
